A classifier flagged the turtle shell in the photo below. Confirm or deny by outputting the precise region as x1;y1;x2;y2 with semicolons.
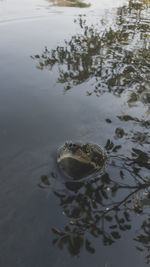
57;141;106;179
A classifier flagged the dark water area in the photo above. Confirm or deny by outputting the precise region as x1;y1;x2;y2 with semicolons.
0;0;150;266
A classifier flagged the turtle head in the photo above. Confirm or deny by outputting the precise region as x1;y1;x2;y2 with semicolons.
64;141;79;153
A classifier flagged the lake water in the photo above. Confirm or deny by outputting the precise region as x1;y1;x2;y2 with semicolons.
0;0;150;266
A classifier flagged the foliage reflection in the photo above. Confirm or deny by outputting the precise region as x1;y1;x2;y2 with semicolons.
32;0;150;112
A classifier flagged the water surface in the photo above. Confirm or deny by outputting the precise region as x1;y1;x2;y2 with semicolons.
0;0;150;266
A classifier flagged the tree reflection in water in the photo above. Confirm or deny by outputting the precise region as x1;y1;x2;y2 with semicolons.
32;0;150;109
33;0;150;262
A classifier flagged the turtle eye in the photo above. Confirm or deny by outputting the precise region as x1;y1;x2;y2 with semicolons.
86;144;90;153
69;143;72;148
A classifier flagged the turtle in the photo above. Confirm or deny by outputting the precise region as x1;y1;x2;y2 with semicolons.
57;141;106;179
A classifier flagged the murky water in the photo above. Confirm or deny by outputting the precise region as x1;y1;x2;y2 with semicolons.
0;0;150;266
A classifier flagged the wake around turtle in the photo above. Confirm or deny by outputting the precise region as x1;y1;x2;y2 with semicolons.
57;141;106;179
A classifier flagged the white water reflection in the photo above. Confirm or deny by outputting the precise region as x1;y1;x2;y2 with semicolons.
0;0;128;24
